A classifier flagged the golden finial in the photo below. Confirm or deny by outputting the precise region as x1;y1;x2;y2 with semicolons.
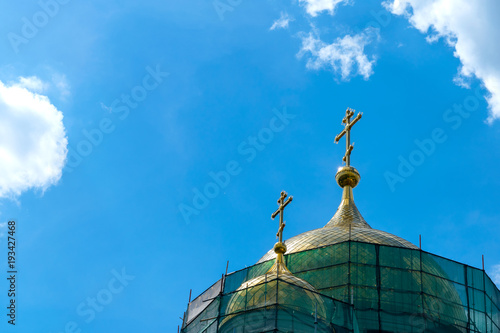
271;191;293;262
334;108;362;189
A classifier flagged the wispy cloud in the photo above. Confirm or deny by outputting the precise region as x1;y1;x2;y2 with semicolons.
270;12;294;31
384;0;500;122
17;76;48;93
13;73;70;100
299;0;350;17
51;73;71;98
0;222;6;238
298;28;378;80
0;77;68;198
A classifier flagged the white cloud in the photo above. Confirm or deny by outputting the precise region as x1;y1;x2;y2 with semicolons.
383;0;500;122
299;0;349;17
492;264;500;287
17;76;48;93
0;222;5;238
298;28;378;80
270;12;294;31
0;77;68;198
13;73;70;100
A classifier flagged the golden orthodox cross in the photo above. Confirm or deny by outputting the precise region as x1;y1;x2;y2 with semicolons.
271;191;293;243
334;108;362;166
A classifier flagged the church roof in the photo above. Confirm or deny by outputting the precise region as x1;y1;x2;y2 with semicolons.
258;181;417;263
224;260;324;315
182;109;500;333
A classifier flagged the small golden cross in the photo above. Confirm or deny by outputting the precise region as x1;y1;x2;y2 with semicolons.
334;108;362;166
271;191;293;243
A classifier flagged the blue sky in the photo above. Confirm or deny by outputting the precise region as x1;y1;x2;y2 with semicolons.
0;0;500;332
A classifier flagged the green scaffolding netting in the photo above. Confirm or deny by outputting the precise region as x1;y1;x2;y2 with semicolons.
182;241;500;333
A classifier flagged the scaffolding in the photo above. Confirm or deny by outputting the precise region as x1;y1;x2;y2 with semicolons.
181;240;500;332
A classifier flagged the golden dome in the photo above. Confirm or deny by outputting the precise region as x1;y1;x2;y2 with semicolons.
222;260;326;318
222;198;327;328
258;168;417;263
